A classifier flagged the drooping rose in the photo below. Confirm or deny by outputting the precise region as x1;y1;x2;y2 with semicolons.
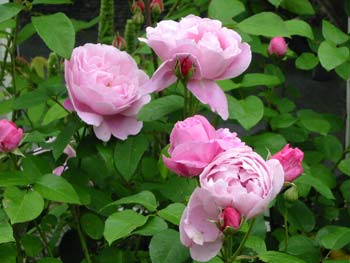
270;144;304;182
140;15;251;120
180;187;223;262
0;119;23;152
268;37;287;57
200;147;284;219
64;44;150;141
163;115;245;177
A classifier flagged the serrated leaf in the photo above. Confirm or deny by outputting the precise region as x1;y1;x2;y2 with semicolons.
208;0;245;25
32;13;75;59
318;41;349;71
158;203;186;226
114;134;149;181
2;187;44;224
34;174;81;204
42;103;68;125
104;210;147;245
138;95;184;122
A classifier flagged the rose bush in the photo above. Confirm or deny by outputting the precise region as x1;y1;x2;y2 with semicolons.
64;43;151;141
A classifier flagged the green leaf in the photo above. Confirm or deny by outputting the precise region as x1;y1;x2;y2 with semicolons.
335;62;350;80
298;109;330;135
268;0;282;7
280;0;314;15
0;171;34;187
32;13;75;59
296;174;335;200
322;20;349;45
237;12;289;37
228;95;264;130
37;258;63;263
270;113;297;129
295;52;319;70
259;251;307;263
103;191;157;212
246;235;267;254
338;158;350;175
17;23;36;44
309;164;336;189
21;235;43;257
138;95;184;122
318;41;349;71
0;243;16;263
2;187;44;224
0;3;22;24
149;229;190;263
158;203;186;226
159;175;196;203
317;226;350;249
0;210;14;244
80;213;104;240
240;73;282;87
34;174;81;204
314;135;343;163
42;103;68;125
13;89;48;110
285;19;314;39
114;134;149;181
287;200;315;232
245;132;287;157
217;79;240;92
208;0;245;25
0;98;14;115
32;0;72;4
71;17;99;32
103;210;147;245
133;216;168;236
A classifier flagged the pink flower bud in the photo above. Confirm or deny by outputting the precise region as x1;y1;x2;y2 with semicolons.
52;166;65;176
175;56;194;80
131;0;145;13
221;207;241;230
112;34;127;50
0;119;23;152
268;37;287;57
150;0;163;14
271;144;304;182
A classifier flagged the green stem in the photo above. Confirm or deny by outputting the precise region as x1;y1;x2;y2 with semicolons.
35;221;53;257
14;225;24;263
165;0;181;18
71;206;92;263
227;218;256;263
0;36;11;86
183;84;189;118
284;209;289;251
10;14;20;122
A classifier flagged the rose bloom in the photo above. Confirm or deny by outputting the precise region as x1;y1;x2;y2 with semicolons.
163;115;244;177
140;15;251;120
64;43;150;141
270;144;304;182
268;37;287;57
200;147;284;219
0;119;23;152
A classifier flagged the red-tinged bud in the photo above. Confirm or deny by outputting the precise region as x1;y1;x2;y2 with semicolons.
150;0;163;15
268;37;287;57
132;11;144;25
175;56;194;80
220;207;241;231
112;33;127;50
131;0;145;13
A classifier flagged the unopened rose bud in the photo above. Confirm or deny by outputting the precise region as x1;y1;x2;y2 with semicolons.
270;144;304;182
0;119;23;152
284;185;298;202
268;37;287;57
112;33;127;50
150;0;163;15
132;11;144;25
220;207;241;231
131;0;145;13
175;56;194;80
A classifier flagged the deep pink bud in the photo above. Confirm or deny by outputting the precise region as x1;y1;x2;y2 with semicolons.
271;144;304;182
150;0;163;14
175;56;194;80
112;34;127;50
221;207;241;230
131;0;145;13
268;37;287;57
0;119;23;152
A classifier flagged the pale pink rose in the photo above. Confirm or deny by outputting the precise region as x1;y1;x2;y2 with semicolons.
163;115;245;177
0;119;23;152
200;147;284;219
270;144;304;182
268;37;287;57
64;43;151;141
140;15;251;120
180;188;223;262
220;207;241;231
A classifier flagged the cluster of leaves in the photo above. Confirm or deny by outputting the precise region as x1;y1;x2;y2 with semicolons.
0;0;349;262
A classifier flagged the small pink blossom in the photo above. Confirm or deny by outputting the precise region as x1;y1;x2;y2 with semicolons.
270;144;304;182
52;145;76;176
0;119;23;152
268;37;287;57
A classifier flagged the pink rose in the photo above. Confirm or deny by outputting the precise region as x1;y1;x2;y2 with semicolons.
163;115;244;177
270;144;304;182
220;207;241;231
140;15;251;120
64;43;150;141
180;188;223;262
200;147;284;219
268;37;287;57
0;119;23;152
